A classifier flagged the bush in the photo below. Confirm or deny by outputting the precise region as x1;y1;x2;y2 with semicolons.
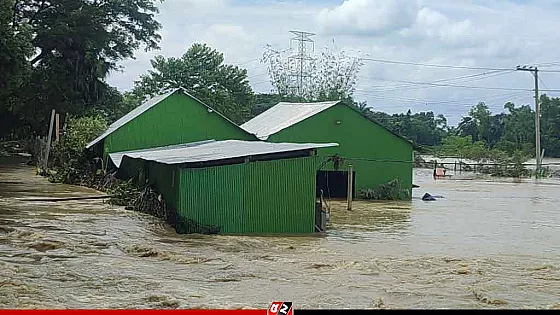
49;115;107;184
359;179;410;201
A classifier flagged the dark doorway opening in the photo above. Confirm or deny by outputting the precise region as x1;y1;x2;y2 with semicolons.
316;170;356;199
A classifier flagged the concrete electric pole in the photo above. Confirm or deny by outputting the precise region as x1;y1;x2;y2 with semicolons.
516;65;541;177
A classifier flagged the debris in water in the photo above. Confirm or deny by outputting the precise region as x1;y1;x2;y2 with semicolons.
307;263;332;269
0;226;15;234
422;193;436;201
371;297;388;309
457;267;470;275
218;264;235;270
471;288;508;305
28;241;62;252
211;277;241;283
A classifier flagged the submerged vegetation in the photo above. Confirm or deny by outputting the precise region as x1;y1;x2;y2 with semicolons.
358;179;410;201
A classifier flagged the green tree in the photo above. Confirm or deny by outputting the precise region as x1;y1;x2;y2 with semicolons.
498;102;535;155
9;0;162;135
468;102;492;143
133;43;254;124
86;88;142;124
456;116;478;141
0;0;33;138
540;95;560;157
360;109;447;147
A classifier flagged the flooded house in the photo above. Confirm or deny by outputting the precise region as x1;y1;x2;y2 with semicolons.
241;101;414;198
85;88;257;161
108;140;337;234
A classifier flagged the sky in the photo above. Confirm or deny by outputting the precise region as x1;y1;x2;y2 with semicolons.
106;0;560;126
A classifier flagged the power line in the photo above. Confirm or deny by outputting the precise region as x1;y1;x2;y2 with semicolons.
364;81;529;91
361;70;514;93
235;58;261;66
247;71;269;79
353;90;528;107
362;57;512;71
361;57;560;73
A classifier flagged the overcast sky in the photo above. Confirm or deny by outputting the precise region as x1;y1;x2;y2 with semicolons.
106;0;560;125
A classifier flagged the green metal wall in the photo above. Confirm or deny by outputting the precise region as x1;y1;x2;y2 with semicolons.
145;161;179;212
178;156;317;234
267;104;413;196
103;92;256;156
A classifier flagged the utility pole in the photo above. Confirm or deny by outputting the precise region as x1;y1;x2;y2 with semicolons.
288;30;315;96
516;65;541;177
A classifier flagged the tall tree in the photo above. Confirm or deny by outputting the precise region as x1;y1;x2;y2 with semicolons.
498;102;535;155
539;95;560;157
457;116;478;141
9;0;162;134
469;102;492;144
133;43;254;124
0;0;33;138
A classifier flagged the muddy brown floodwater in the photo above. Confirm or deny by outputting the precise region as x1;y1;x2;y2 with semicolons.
0;158;559;309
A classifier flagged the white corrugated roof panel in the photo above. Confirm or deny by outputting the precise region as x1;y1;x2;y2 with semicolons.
109;140;338;167
108;140;215;168
240;101;340;140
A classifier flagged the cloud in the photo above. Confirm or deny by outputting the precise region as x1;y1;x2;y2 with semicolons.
412;7;476;47
317;0;420;36
106;0;560;125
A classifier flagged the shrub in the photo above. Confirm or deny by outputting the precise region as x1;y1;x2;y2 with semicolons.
359;179;410;201
49;115;107;184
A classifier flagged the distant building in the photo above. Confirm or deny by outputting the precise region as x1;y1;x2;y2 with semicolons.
86;88;256;160
110;140;338;234
241;101;413;198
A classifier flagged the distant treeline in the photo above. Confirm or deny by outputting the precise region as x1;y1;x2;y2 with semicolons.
357;97;560;159
1;0;558;160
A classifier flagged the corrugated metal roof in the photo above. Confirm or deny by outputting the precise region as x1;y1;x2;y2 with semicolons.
240;101;340;140
109;140;338;167
108;140;215;168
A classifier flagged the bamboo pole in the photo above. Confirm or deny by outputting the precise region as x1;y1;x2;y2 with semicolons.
55;113;60;142
43;109;56;172
347;164;353;210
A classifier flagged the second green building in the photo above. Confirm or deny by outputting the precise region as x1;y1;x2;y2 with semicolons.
241;101;414;198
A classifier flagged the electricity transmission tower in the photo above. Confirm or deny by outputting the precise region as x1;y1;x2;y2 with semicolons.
288;30;315;96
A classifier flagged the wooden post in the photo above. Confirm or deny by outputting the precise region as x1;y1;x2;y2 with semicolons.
55;113;60;142
43;109;56;172
347;164;353;210
454;161;457;174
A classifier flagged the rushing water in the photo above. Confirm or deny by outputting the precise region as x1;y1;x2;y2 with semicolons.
0;158;559;309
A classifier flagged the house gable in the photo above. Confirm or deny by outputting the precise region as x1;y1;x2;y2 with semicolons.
102;91;257;155
267;103;412;161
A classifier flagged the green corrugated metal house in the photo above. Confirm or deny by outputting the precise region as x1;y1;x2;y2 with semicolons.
241;101;414;198
109;140;338;234
86;88;257;159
